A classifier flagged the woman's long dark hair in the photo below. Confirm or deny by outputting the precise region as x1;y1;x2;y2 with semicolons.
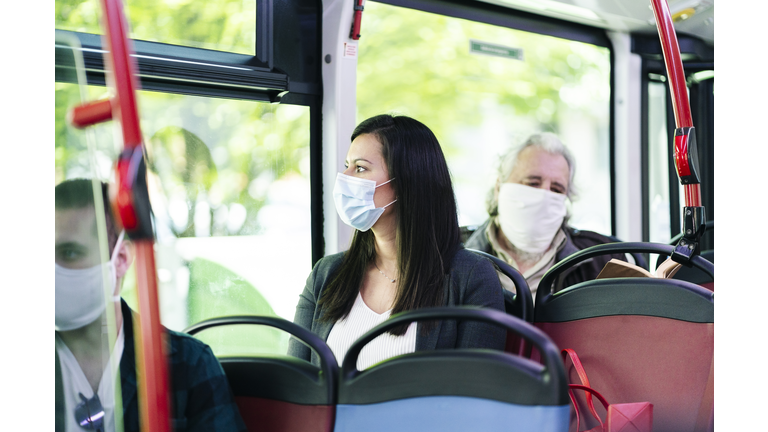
318;114;462;335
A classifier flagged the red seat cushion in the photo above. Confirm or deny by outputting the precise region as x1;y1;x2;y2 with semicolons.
235;397;335;432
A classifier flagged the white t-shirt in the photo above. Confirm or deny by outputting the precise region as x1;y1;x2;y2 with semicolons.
55;323;125;432
327;292;417;370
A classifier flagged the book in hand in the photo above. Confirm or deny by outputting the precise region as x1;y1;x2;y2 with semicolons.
596;258;682;280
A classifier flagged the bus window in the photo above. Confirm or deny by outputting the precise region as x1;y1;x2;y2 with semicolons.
55;84;312;357
357;1;612;235
55;0;257;55
647;78;672;244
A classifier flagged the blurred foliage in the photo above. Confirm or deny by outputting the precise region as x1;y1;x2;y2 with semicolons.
187;258;287;356
356;2;612;229
55;83;310;237
357;1;610;150
55;0;256;54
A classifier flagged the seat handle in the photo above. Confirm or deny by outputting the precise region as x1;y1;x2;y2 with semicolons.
466;249;533;322
340;307;565;393
537;242;715;304
184;316;339;402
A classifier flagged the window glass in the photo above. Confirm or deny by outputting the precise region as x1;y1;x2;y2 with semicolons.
55;84;312;356
55;0;257;55
357;2;612;235
647;80;671;245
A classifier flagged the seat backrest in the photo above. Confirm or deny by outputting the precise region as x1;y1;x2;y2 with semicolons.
185;316;338;432
534;243;714;432
467;249;533;355
335;307;570;432
672;250;714;290
466;249;533;322
460;225;480;244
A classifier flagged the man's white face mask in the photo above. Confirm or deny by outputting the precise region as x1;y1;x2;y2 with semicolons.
55;231;125;331
497;183;568;254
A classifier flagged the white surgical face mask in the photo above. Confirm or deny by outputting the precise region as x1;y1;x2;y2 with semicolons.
55;231;125;331
497;183;568;254
333;173;396;232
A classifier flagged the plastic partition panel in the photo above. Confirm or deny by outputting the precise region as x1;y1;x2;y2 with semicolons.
536;316;713;432
333;396;569;432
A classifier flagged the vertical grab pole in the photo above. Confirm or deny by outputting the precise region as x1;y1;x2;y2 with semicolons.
98;0;172;431
650;0;707;264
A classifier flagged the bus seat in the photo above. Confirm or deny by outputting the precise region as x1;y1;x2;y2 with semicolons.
672;250;714;290
185;316;338;432
460;225;479;244
334;307;570;432
534;243;714;432
468;249;533;355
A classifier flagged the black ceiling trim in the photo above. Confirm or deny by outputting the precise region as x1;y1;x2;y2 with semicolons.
631;33;714;62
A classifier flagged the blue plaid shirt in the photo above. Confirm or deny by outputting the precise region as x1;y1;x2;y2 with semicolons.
119;300;247;432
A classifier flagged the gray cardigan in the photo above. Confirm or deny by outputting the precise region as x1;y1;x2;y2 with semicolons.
288;248;506;366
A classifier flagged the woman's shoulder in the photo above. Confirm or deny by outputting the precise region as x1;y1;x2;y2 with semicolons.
308;251;346;282
449;247;495;275
314;251;345;267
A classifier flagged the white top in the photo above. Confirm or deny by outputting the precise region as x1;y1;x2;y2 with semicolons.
55;322;125;432
327;292;417;370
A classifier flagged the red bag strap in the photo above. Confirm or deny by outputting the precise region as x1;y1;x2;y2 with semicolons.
562;349;601;423
569;384;611;431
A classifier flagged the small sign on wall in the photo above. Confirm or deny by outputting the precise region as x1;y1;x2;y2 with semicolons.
469;39;524;61
344;42;358;58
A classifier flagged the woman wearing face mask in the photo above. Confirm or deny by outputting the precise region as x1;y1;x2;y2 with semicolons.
288;114;505;369
464;133;627;299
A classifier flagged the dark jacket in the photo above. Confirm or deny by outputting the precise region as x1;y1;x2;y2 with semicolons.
55;300;247;432
464;219;627;292
288;248;506;366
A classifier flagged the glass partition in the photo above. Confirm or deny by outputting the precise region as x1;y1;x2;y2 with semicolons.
55;34;125;432
357;1;612;235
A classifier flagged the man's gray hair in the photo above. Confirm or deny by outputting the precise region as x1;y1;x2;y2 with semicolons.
486;132;577;216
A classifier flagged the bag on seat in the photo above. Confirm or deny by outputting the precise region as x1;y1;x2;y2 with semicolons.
569;384;652;432
563;349;652;432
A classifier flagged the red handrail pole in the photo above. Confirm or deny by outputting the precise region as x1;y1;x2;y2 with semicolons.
69;99;113;128
99;0;142;149
98;0;172;431
133;242;171;432
650;0;702;207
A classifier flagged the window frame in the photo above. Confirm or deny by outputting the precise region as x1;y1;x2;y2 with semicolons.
54;0;325;264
